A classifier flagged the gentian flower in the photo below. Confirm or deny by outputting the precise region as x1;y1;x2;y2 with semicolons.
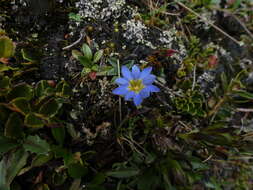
112;65;160;106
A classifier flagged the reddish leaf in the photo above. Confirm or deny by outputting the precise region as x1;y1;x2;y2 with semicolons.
89;72;97;80
208;55;218;68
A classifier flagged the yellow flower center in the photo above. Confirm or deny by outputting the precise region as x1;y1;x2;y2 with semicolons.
128;79;145;94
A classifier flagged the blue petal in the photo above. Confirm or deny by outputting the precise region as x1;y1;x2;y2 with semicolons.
121;66;133;80
112;85;129;95
140;88;150;98
115;77;129;85
145;85;160;92
140;67;152;79
132;65;141;79
143;74;156;85
124;91;135;100
133;94;143;106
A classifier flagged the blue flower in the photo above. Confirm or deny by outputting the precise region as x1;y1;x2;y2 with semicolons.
112;65;160;106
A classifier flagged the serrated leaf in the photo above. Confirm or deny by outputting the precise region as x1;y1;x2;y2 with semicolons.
81;43;92;60
10;97;30;115
93;50;103;63
23;135;50;155
24;113;44;128
106;168;139;178
4;112;23;139
39;98;60;118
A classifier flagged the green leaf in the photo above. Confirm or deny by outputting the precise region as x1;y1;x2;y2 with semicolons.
0;76;10;89
21;48;40;63
0;36;15;58
51;127;65;145
220;72;228;91
51;170;67;186
137;168;160;190
91;173;106;185
68;12;83;22
10;97;30;115
233;90;253;99
106;168;139;178
66;123;79;140
0;148;28;190
78;56;92;68
81;67;91;76
23;135;50;155
81;43;92;60
71;50;83;60
93;50;103;63
7;84;33;101
31;154;53;167
39;98;60;118
35;80;52;97
68;163;88;179
24;113;44;128
0;105;10;123
4;112;23;139
91;64;99;71
55;81;71;98
0;136;19;154
0;64;13;72
51;146;74;166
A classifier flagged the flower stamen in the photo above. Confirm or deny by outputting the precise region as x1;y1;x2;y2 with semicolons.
128;79;145;94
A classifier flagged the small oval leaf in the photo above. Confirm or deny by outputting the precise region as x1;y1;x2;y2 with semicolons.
10;97;30;115
81;43;92;60
24;113;44;128
93;50;103;63
39;98;60;118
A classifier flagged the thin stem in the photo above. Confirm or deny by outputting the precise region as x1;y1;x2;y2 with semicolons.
212;7;253;40
176;1;242;46
236;108;253;112
207;97;226;117
117;59;122;123
62;29;86;50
